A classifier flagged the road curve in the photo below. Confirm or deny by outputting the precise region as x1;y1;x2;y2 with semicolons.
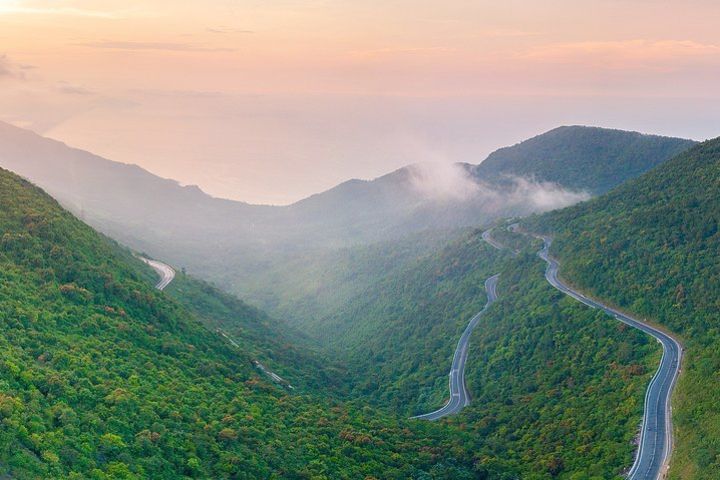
536;236;682;480
481;228;508;251
140;257;176;291
413;274;500;421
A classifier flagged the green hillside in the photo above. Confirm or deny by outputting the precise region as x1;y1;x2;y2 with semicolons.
0;124;701;478
164;273;349;393
460;248;657;478
525;137;720;478
475;126;696;194
303;225;659;477
322;230;507;413
231;228;459;328
0;167;490;479
0;121;695;334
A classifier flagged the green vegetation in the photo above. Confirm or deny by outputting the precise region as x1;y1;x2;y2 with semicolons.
302;224;659;477
476;126;695;194
460;249;658;478
233;228;461;327
0;121;694;335
0;123;702;478
0;168;490;479
524;138;720;478
322;230;507;413
165;273;348;393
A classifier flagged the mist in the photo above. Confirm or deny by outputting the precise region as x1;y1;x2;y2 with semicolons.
407;162;479;201
407;161;590;213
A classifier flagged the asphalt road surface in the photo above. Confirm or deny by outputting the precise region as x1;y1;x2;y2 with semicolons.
413;274;500;421
536;236;682;480
481;228;507;251
140;257;176;290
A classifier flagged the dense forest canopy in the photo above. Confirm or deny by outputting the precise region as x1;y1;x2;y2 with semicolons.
525;137;720;478
0;128;710;479
0;167;490;479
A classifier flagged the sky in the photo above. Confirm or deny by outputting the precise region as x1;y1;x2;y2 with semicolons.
1;0;719;204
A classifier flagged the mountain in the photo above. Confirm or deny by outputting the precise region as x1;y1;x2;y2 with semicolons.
0;121;696;323
0;123;693;246
286;224;658;478
0;166;493;479
0;164;655;477
524;137;720;477
474;125;696;194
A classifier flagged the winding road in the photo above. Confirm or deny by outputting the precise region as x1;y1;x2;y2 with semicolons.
536;236;682;480
483;227;681;480
141;230;681;478
481;228;507;251
413;274;500;420
140;257;175;290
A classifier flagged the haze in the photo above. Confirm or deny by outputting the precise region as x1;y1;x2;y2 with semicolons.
1;0;719;204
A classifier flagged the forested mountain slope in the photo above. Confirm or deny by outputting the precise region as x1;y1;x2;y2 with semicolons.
323;230;507;413
222;228;460;327
459;249;659;478
0;121;694;321
0;167;490;479
475;126;695;194
163;273;349;393
315;225;659;477
525;137;720;478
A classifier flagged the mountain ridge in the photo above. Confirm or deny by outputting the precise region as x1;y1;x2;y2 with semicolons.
0;120;697;327
524;136;720;477
0;165;488;479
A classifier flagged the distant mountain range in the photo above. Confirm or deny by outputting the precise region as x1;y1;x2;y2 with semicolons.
0;121;695;305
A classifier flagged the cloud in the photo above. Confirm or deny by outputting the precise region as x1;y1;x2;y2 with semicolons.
407;162;479;201
348;46;456;59
6;119;33;129
0;58;10;76
501;177;590;211
407;162;590;213
207;26;254;34
476;28;539;38
521;39;720;69
77;41;235;52
56;81;96;96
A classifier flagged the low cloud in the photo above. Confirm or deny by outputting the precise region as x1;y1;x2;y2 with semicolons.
499;177;591;211
407;162;479;201
408;162;590;213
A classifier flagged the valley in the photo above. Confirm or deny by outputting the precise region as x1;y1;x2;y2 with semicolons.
0;125;714;479
3;2;719;478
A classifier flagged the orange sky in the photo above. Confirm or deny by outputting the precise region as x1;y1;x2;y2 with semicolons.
2;0;720;204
